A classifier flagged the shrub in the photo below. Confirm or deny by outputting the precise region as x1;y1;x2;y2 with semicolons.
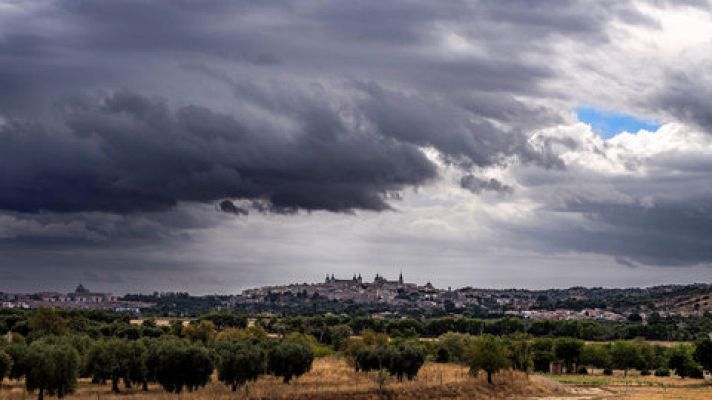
577;366;588;375
640;369;651;376
654;368;670;377
603;368;613;376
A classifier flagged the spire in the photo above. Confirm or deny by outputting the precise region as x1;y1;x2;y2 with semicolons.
399;270;403;284
325;274;330;283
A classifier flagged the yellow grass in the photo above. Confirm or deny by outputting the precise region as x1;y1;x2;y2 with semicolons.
0;357;563;400
3;358;711;399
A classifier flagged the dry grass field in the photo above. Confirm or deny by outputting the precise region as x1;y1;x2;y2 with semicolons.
0;357;563;400
546;373;712;400
3;358;712;399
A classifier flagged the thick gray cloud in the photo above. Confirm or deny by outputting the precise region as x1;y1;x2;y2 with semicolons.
0;91;435;213
1;0;711;291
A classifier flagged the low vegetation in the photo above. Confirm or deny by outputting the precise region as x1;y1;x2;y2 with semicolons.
1;307;711;399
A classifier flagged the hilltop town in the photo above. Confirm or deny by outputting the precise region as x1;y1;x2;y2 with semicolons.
228;274;712;321
2;277;711;322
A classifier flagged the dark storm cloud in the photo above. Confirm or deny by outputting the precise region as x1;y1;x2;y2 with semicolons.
652;71;712;134
0;91;436;214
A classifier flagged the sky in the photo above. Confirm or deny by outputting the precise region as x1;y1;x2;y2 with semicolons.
2;0;712;294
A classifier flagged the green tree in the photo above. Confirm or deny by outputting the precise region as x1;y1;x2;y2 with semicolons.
3;343;29;380
693;337;712;373
28;308;67;336
668;344;702;379
532;338;555;373
468;334;510;384
553;338;584;374
183;320;216;345
0;350;13;388
85;338;135;392
200;311;247;330
388;343;425;381
437;332;473;364
215;340;266;391
508;334;533;375
268;342;314;383
610;341;642;376
24;342;80;400
149;339;213;393
326;324;353;351
580;343;611;370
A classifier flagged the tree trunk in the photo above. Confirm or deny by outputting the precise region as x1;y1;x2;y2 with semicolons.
112;376;120;393
37;387;44;400
487;371;493;384
142;380;148;391
232;383;237;392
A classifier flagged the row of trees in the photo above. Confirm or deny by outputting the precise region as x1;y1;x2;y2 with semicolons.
429;332;712;382
258;314;712;342
3;307;712;345
0;329;314;399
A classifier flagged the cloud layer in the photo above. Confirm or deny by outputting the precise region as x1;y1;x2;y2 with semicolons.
1;0;712;292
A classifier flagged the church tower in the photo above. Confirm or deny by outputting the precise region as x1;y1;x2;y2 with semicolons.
399;270;403;284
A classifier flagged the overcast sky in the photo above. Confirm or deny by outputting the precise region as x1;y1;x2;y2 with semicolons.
2;0;712;294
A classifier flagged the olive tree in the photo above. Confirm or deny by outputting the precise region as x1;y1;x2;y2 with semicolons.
268;342;314;383
508;334;533;375
24;342;80;400
553;338;584;374
215;339;266;391
0;350;13;389
468;334;510;384
388;343;425;381
694;337;712;374
610;341;642;376
149;338;213;393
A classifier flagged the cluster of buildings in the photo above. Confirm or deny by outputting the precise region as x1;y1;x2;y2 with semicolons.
233;272;458;309
506;308;627;321
230;274;630;321
0;284;155;312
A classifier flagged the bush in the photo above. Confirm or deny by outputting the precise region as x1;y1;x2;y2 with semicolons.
603;368;613;376
654;368;670;377
436;347;450;363
577;366;588;375
686;366;704;379
640;369;651;376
